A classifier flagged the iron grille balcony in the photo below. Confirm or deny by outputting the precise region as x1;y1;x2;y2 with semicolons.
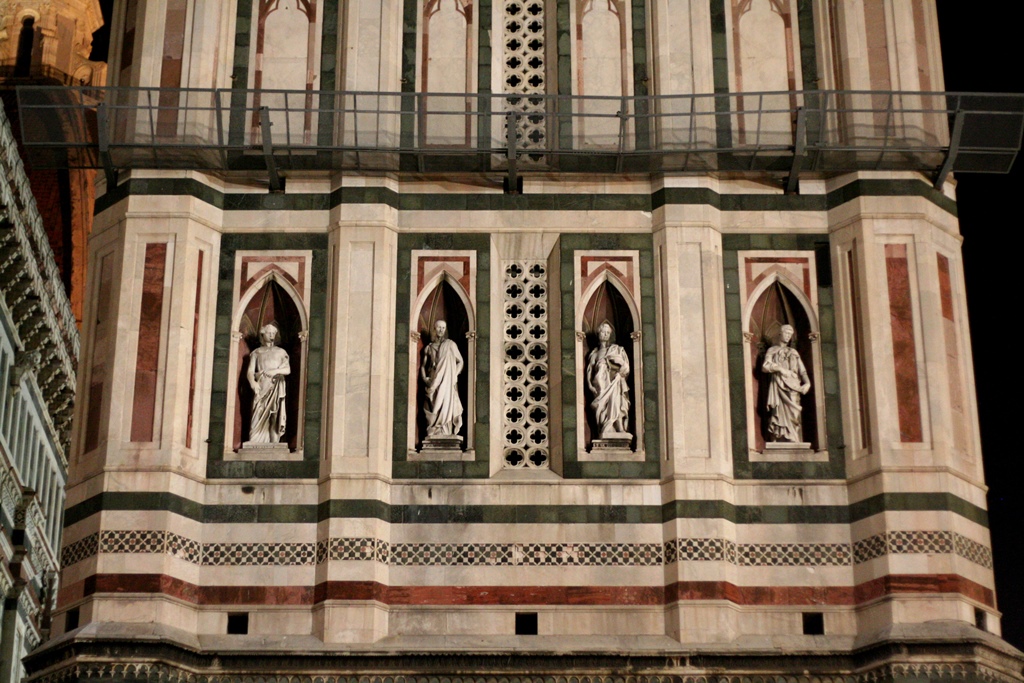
14;86;1024;191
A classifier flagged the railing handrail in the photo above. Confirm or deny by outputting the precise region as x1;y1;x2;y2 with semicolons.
13;86;1024;182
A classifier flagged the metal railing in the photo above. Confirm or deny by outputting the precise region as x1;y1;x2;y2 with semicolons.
14;86;1024;189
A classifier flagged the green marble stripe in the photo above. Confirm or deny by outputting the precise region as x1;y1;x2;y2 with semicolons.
228;0;253;147
317;0;340;146
849;492;989;526
64;492;989;528
96;178;958;217
631;0;650;151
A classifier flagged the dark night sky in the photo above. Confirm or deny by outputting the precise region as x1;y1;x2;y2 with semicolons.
84;0;1021;651
935;6;1024;651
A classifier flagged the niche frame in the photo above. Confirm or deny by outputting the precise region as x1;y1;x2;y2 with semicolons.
737;250;828;462
222;250;313;462
573;250;645;463
405;250;478;462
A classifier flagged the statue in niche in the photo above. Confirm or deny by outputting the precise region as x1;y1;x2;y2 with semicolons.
761;324;811;444
586;321;632;441
421;319;465;443
246;323;291;444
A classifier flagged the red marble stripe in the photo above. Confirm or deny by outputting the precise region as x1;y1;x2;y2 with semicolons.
847;248;870;447
885;243;923;442
130;243;167;442
937;254;954;321
186;250;204;449
72;574;994;608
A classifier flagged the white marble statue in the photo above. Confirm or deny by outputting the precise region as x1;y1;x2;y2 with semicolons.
421;320;464;437
761;324;811;443
586;321;631;439
247;323;291;444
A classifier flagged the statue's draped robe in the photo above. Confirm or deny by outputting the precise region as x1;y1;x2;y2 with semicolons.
249;346;289;443
423;338;464;436
762;344;809;442
587;343;631;437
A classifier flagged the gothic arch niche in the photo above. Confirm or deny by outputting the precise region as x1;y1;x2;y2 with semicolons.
248;0;322;145
417;0;477;146
406;252;478;461
571;0;633;148
223;252;314;462
232;277;307;454
573;252;644;462
739;254;827;461
726;0;802;146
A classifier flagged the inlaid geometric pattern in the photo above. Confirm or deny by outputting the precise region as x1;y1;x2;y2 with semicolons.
202;542;317;566
60;533;99;567
393;543;513;566
852;530;992;569
954;533;994;570
675;538;728;562
852;533;888;563
167;533;202;564
888;529;953;554
99;529;166;554
736;542;851;567
57;530;994;570
501;261;551;469
332;537;386;561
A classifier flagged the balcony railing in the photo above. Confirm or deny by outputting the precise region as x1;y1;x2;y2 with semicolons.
14;86;1024;190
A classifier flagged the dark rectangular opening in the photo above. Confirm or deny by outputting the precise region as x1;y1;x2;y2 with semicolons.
515;612;538;635
65;607;80;631
802;611;825;635
975;608;988;631
227;612;249;634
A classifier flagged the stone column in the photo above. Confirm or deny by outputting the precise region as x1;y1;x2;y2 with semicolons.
653;184;735;642
312;198;399;643
830;174;995;635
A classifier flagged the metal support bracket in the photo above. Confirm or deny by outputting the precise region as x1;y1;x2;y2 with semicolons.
259;106;283;193
95;102;117;189
934;109;965;190
505;110;519;195
785;107;807;195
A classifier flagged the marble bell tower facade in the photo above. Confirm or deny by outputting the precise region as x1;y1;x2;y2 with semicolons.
21;0;1023;681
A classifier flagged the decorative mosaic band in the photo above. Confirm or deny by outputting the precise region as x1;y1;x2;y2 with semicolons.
61;529;993;570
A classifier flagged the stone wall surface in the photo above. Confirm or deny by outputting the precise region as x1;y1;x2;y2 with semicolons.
17;0;1024;681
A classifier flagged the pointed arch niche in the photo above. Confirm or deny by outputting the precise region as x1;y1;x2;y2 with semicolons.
224;252;313;461
724;0;803;146
738;252;828;462
573;251;644;462
406;251;477;461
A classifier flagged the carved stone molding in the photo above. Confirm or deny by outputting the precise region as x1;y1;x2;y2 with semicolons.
10;347;41;392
